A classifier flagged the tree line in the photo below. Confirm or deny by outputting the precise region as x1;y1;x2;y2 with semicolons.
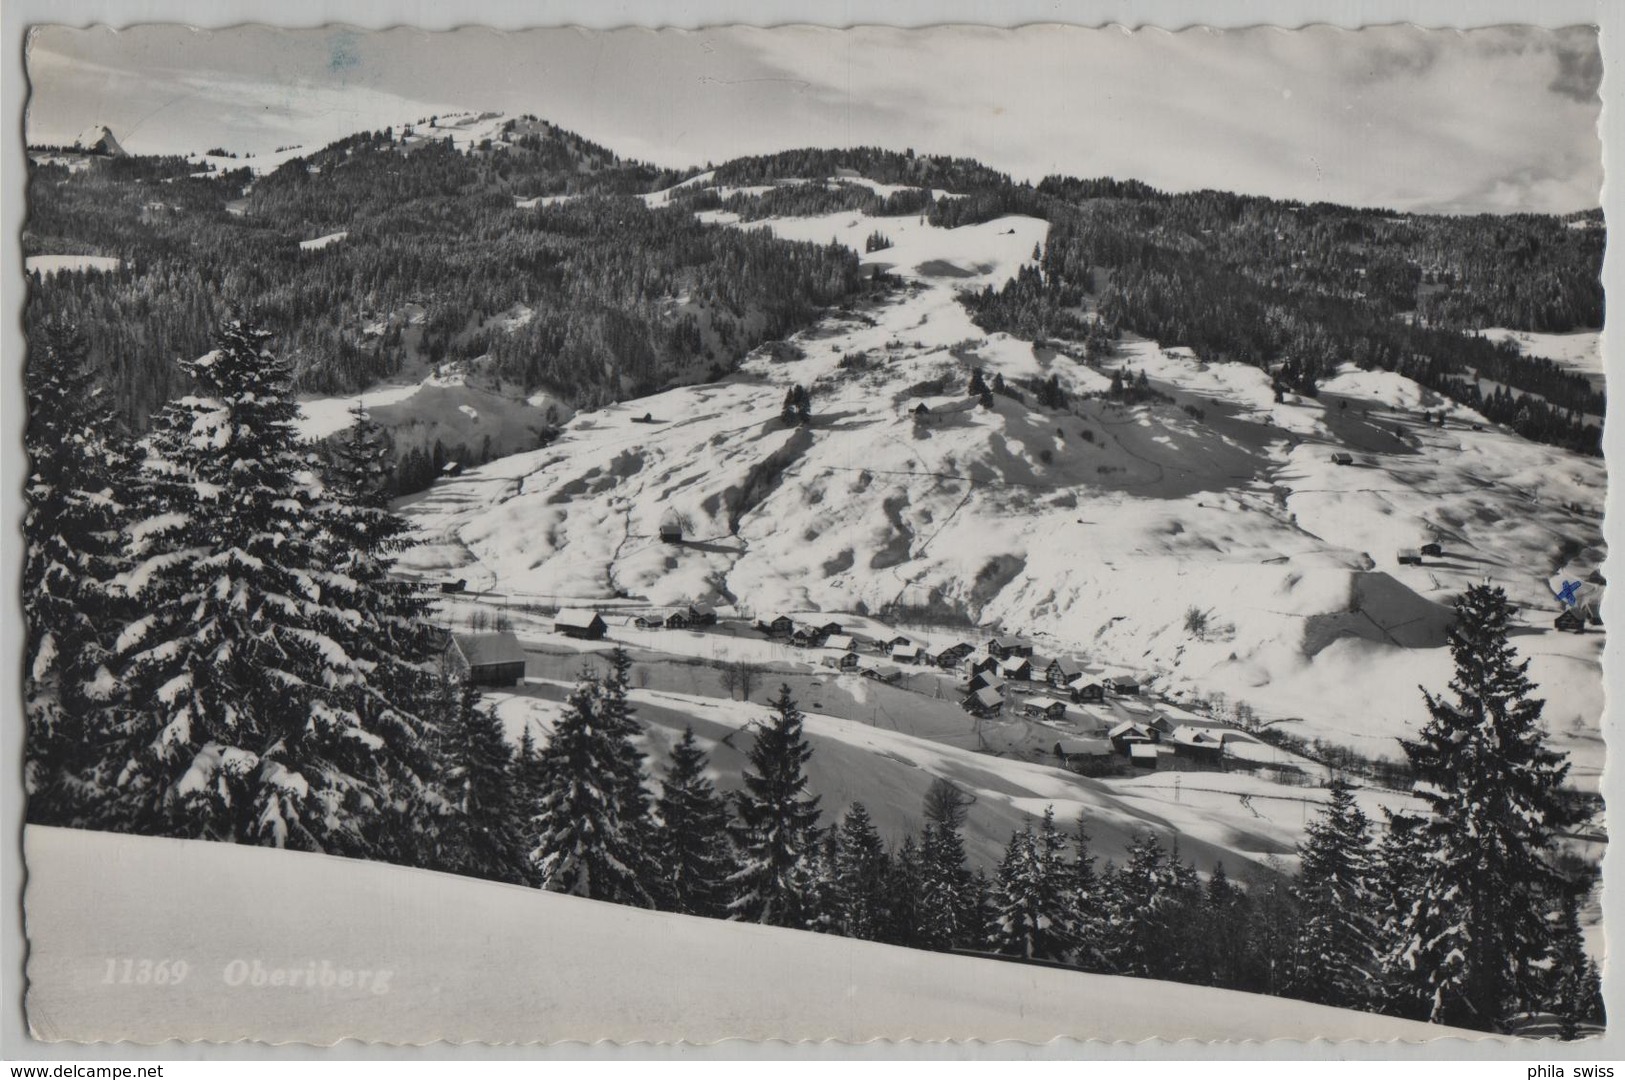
26;312;1599;1037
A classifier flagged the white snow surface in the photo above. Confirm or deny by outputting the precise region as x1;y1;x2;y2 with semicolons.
298;231;348;251
23;824;1476;1044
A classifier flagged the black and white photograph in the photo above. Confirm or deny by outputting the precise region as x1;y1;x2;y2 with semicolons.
12;14;1611;1050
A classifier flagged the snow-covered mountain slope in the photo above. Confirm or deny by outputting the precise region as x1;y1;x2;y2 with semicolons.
24;825;1475;1044
397;183;1605;781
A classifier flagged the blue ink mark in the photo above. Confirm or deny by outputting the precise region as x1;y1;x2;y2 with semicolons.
1557;580;1582;607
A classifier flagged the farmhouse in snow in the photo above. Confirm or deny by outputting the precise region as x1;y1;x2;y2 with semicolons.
554;609;608;640
987;634;1033;660
446;631;527;687
963;685;1005;717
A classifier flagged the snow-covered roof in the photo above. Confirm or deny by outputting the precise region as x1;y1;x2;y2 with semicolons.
452;631;525;668
1109;719;1153;740
554;608;604;629
1129;743;1162;760
825;634;856;652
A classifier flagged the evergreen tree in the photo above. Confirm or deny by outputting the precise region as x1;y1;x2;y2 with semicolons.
1546;875;1604;1040
439;681;529;885
653;726;735;917
966;368;989;398
990;807;1073;961
598;647;658;892
23;320;131;824
103;318;437;855
726;684;823;927
1391;584;1579;1030
1066;818;1108;971
917;779;976;949
530;670;653;906
882;834;927;948
1289;781;1378;1007
833;802;891;940
1105;832;1197;978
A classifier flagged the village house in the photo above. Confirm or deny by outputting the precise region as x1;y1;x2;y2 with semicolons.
1069;676;1106;704
663;608;694;630
821;650;862;671
1330;451;1354;466
634;613;665;630
1129;743;1175;770
1108;674;1141;697
880;633;914;653
810;618;845;637
859;662;902;683
987;634;1033;660
758;614;796;636
933;642;976;668
1022;697;1069;722
963;684;1005;718
658;509;685;545
790;623;825;647
824;633;857;653
446;631;527;688
553;609;607;640
1420;542;1443;558
687;602;719;626
1053;737;1114;767
1108;718;1161;754
1046;658;1085;688
1170;727;1228;765
966;654;1002;677
967;671;1007;695
998;656;1035;682
891;643;925;665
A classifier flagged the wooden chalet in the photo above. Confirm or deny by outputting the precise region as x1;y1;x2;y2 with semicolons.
760;614;796;636
824;633;857;653
967;654;1002;677
1069;677;1106;704
1330;452;1354;466
998;656;1035;682
790;623;825;647
1129;743;1170;770
880;633;914;652
810;618;845;637
554;609;607;640
634;613;666;630
891;643;925;664
1420;542;1443;558
859;662;902;683
963;685;1005;717
447;631;527;687
987;634;1033;660
1046;658;1085;688
1054;737;1113;766
1108;674;1141;696
1108;718;1160;753
967;671;1007;695
687;602;719;626
933;642;976;668
1022;697;1068;721
821;651;862;671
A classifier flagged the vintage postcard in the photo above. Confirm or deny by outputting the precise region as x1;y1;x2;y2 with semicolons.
18;22;1606;1046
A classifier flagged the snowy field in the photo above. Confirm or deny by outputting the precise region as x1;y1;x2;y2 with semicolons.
23;825;1475;1045
397;179;1605;792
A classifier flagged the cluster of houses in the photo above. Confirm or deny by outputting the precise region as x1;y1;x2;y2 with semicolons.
548;602;720;641
960;634;1141;719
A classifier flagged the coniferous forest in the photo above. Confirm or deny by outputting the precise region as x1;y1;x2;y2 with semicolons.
24;316;1602;1038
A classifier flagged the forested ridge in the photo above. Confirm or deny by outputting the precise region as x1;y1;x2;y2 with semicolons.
681;145;1605;455
25;129;1603;457
24;118;867;428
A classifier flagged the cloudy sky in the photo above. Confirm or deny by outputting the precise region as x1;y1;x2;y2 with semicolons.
26;23;1602;214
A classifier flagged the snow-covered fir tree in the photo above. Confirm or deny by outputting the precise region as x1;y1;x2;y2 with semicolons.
884;834;926;948
1390;584;1579;1031
990;806;1074;961
1371;812;1432;1018
1289;781;1379;1007
23;320;131;825
917;779;977;950
596;648;658;893
529;670;654;906
102;318;439;854
653;725;735;917
833;802;891;941
1066;818;1108;972
1546;875;1604;1040
1104;832;1196;978
726;684;822;928
437;680;529;885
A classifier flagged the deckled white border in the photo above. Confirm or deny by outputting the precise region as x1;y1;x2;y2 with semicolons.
2;0;1618;1061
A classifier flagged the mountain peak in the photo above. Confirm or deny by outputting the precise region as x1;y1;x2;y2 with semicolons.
73;124;124;156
